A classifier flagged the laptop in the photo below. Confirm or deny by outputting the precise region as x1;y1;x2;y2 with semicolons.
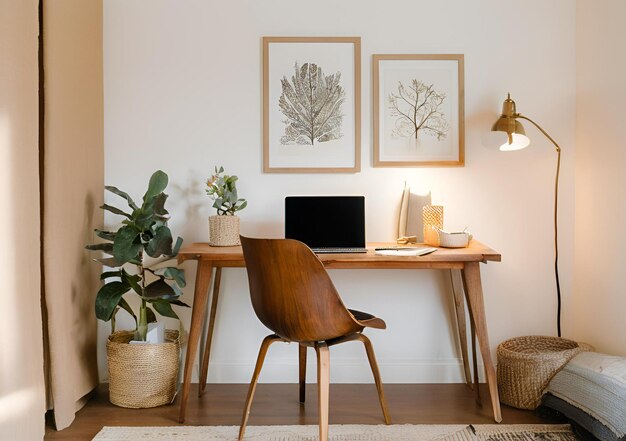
285;196;367;254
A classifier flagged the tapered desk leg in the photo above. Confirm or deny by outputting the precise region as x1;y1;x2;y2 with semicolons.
462;262;502;423
449;270;472;388
460;269;481;404
179;260;213;423
199;267;223;396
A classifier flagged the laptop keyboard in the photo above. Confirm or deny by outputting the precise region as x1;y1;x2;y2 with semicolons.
311;247;368;254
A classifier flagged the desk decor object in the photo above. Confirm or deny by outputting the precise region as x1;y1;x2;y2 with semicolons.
486;94;564;337
438;229;472;248
397;184;432;242
423;205;444;246
85;170;189;408
263;37;361;173
373;54;464;167
206;166;247;246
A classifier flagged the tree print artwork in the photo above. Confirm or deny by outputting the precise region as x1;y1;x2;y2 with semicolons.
279;62;345;145
387;80;449;142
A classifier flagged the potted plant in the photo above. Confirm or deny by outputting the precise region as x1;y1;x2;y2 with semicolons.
86;170;189;408
205;166;247;246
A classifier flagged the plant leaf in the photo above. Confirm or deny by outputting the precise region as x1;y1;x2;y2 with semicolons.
95;229;117;241
100;204;132;220
133;205;155;231
169;236;183;257
170;299;190;308
145;225;173;258
121;269;142;295
95;281;129;321
95;256;123;267
117;297;137;323
100;270;122;280
144;279;177;300
150;300;179;319
155;267;186;288
105;186;139;210
153;193;169;219
143;170;168;202
146;307;157;323
85;242;114;253
112;225;142;263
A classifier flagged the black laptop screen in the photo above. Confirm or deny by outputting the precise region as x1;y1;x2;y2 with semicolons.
285;196;365;248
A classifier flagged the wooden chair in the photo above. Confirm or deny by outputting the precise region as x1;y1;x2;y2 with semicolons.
238;236;391;441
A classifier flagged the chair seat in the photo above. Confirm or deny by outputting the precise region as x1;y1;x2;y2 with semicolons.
349;309;387;330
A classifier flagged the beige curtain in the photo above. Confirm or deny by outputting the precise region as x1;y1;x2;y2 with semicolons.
0;1;47;439
42;0;104;430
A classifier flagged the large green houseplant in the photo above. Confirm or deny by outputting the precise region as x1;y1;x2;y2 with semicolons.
87;170;188;408
87;170;188;340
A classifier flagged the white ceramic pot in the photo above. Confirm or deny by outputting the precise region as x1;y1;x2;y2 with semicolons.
208;215;240;246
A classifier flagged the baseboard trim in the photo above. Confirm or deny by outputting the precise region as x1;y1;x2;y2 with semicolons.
184;358;485;384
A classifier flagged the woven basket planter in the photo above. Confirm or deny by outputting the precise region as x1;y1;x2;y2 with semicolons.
209;215;240;246
106;329;180;408
497;335;593;410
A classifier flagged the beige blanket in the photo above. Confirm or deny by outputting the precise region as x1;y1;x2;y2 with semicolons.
545;352;626;437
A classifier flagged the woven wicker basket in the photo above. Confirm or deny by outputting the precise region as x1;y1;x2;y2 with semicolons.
208;215;240;246
497;335;592;410
107;329;180;408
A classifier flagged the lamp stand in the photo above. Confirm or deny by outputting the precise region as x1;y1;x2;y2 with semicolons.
517;115;563;337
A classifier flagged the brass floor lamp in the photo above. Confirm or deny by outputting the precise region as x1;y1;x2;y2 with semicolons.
488;94;563;337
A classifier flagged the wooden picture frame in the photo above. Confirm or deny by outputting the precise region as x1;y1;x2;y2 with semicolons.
263;37;361;173
373;54;464;167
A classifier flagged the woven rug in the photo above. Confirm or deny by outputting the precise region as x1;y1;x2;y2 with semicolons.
92;424;577;441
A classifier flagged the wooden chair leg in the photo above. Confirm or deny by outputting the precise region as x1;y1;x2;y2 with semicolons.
299;344;307;403
356;334;391;424
238;334;283;440
315;342;330;441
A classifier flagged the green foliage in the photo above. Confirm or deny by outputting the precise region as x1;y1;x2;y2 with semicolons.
205;166;247;215
86;170;188;341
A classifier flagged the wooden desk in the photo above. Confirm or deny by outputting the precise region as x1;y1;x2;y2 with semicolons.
177;241;502;423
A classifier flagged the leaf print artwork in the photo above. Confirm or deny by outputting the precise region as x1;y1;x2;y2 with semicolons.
387;80;449;143
279;62;345;145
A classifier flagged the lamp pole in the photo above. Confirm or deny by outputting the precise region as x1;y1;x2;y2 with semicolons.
516;115;562;337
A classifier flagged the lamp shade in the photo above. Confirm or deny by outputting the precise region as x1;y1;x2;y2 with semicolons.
487;94;531;151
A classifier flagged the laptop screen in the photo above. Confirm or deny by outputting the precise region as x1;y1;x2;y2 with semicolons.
285;196;365;248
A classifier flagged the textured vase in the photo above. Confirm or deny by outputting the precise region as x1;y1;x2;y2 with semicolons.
423;205;444;246
208;215;240;246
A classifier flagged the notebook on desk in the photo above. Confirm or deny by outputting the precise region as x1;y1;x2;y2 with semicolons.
285;196;367;253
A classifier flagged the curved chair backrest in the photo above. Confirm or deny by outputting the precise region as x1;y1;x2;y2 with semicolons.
240;236;362;342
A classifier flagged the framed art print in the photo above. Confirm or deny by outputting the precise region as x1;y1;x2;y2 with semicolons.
373;54;464;167
263;37;361;173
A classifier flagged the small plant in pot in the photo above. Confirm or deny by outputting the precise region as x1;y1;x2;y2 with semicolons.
86;170;189;408
206;166;247;246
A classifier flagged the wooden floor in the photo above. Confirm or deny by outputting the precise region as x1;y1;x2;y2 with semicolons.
45;383;563;440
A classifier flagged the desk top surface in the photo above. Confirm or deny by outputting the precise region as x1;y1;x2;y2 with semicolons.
178;240;501;266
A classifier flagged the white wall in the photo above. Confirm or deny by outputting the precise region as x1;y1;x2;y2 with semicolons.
0;0;46;439
571;0;626;355
102;0;577;383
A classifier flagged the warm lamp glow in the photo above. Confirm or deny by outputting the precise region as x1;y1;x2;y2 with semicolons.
482;131;530;151
499;133;530;151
